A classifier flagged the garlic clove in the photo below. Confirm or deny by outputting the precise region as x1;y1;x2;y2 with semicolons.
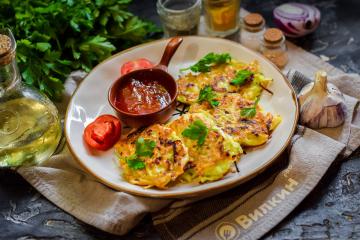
298;71;346;129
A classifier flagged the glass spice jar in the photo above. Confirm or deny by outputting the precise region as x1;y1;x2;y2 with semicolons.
157;0;202;37
0;28;61;167
259;28;289;69
240;13;265;51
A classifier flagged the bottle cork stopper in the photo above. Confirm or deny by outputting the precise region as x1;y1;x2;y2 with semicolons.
0;34;11;56
244;13;264;27
264;28;284;43
0;34;14;65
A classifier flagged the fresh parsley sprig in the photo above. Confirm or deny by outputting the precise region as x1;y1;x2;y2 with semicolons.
230;69;253;85
126;137;156;170
240;97;260;118
180;53;231;73
182;120;208;146
198;85;219;108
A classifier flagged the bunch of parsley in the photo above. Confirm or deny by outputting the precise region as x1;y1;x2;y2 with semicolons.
0;0;161;100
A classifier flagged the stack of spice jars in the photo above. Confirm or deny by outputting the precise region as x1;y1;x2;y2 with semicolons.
240;13;288;69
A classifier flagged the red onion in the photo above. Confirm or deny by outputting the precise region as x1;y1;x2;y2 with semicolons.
273;3;321;38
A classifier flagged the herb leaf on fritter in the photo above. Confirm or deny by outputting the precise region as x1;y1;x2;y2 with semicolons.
136;137;156;157
240;97;260;118
231;69;253;85
198;86;219;108
182;120;208;146
180;53;231;73
126;155;145;170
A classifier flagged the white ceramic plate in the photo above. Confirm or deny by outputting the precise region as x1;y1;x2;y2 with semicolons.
65;36;298;198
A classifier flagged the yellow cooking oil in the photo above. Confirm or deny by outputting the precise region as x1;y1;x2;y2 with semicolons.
204;0;240;32
0;97;61;167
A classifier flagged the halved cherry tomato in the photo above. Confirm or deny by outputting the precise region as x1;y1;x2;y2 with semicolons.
120;58;154;75
83;115;121;151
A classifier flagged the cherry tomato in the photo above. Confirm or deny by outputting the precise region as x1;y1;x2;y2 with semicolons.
120;58;154;75
83;115;121;151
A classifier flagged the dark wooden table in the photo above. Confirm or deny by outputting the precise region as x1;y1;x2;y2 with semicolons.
1;0;359;239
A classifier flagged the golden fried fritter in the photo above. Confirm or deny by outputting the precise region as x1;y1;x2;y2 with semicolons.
167;112;242;183
177;60;272;104
115;124;189;189
189;93;281;146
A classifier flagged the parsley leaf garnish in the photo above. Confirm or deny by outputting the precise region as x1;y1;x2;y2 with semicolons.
240;97;260;118
135;137;156;157
230;69;253;85
182;120;208;146
198;86;219;108
126;155;146;170
180;53;231;73
126;137;156;170
240;108;257;118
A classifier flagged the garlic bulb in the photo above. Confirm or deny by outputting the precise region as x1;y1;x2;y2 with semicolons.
298;71;346;129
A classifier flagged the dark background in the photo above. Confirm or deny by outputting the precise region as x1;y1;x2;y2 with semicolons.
1;0;359;239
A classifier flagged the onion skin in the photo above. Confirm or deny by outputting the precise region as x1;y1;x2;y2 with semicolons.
273;3;321;38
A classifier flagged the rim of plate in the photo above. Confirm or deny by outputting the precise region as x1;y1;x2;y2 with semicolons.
65;36;299;198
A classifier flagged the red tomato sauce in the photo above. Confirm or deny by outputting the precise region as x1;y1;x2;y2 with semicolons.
115;78;171;114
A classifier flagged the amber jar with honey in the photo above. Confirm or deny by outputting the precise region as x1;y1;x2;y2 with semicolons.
259;28;288;69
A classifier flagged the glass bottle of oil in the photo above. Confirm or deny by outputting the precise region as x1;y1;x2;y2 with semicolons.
0;28;61;167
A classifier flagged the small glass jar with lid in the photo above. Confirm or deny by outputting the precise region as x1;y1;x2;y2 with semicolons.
240;13;266;51
259;28;288;69
0;28;61;167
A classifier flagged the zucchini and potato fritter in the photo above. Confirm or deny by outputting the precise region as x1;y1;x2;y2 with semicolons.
167;112;242;183
189;93;281;146
177;60;272;104
115;124;189;189
115;54;281;189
